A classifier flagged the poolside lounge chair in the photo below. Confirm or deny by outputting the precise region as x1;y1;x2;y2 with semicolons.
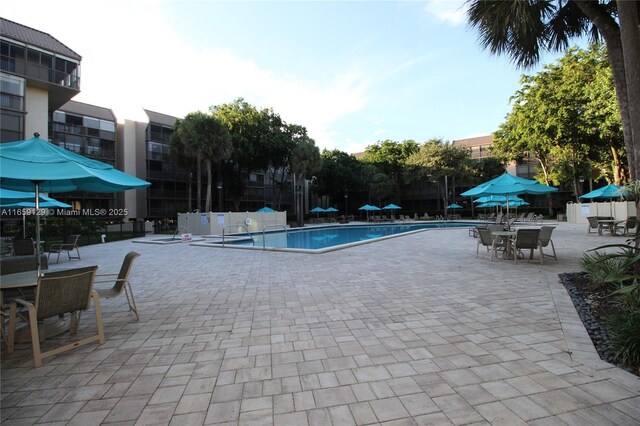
538;226;557;261
6;265;104;367
514;212;526;222
94;251;141;321
511;229;543;264
522;212;535;222
48;234;81;264
476;228;506;261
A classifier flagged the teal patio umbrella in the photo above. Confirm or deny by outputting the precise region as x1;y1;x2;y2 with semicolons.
0;135;151;270
580;184;626;217
256;206;275;213
1;189;72;238
461;173;557;219
310;206;325;220
447;203;463;209
0;188;70;208
358;204;381;221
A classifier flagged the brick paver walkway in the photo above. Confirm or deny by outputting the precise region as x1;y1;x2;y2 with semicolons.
2;222;639;425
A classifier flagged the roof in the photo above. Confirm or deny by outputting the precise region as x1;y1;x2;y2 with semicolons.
0;17;81;60
144;109;178;127
58;100;116;122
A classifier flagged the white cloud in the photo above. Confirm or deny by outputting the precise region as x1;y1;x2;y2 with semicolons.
2;0;374;150
423;0;468;26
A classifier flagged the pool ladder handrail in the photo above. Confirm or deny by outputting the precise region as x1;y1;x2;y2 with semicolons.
221;224;255;247
261;225;288;250
172;226;188;240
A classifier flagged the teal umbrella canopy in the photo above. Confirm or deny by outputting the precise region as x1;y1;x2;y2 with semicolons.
0;136;150;193
383;203;401;210
0;188;69;208
256;206;275;212
474;195;525;204
325;207;339;212
461;173;557;197
580;184;626;199
358;204;381;211
0;135;151;271
447;203;463;209
310;207;326;213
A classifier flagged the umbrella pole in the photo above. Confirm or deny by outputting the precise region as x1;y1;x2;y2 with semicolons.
34;181;42;273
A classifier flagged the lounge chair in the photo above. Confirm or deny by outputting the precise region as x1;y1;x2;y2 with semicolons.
48;234;81;264
511;229;543;264
538;226;557;261
94;252;141;320
6;265;104;367
476;228;506;261
523;212;535;222
514;212;526;222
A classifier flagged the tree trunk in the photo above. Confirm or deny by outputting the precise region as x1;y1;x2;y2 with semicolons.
205;159;212;212
196;152;202;212
617;0;640;182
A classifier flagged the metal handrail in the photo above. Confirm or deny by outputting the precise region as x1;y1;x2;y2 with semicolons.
262;225;287;250
221;224;255;247
172;226;188;240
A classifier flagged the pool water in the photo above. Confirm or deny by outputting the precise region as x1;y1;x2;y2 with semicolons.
225;222;476;251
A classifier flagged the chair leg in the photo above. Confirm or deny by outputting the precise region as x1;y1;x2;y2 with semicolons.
124;283;140;321
92;291;105;344
25;305;43;368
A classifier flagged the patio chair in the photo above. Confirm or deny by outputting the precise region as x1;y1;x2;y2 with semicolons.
537;226;557;261
615;217;638;236
12;238;35;256
511;228;543;264
94;252;141;320
48;234;81;264
476;228;506;261
6;265;104;367
586;216;600;234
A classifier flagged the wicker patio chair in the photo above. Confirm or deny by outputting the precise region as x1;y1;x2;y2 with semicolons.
48;234;81;264
94;251;141;321
615;217;638;236
586;217;600;234
538;226;557;261
511;228;543;264
6;265;104;367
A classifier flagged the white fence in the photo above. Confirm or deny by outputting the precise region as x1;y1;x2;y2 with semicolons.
566;201;635;224
177;211;288;235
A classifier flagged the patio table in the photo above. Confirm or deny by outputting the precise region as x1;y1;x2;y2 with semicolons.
597;219;621;236
492;231;517;259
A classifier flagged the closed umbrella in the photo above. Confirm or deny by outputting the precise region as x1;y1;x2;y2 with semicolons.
0;134;150;270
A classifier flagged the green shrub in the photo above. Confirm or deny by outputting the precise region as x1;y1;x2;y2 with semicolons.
607;308;640;371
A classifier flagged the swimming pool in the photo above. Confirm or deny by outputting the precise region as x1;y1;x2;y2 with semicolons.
192;221;478;253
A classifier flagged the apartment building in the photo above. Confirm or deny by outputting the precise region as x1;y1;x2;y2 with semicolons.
0;17;81;142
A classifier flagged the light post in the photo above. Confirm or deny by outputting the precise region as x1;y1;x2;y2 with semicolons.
217;182;223;212
344;189;349;223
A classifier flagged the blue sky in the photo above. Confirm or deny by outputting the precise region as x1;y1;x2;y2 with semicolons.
3;0;579;153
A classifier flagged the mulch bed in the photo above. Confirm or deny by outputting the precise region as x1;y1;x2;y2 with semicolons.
559;272;638;375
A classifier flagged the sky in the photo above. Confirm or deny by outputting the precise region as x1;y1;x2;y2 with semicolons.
2;0;578;154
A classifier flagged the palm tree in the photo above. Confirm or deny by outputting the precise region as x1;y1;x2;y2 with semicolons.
466;0;640;182
174;112;231;212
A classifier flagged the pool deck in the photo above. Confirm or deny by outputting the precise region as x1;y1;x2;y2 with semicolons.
2;221;639;425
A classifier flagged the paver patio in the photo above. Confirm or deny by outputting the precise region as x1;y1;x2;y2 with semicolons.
1;221;639;425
